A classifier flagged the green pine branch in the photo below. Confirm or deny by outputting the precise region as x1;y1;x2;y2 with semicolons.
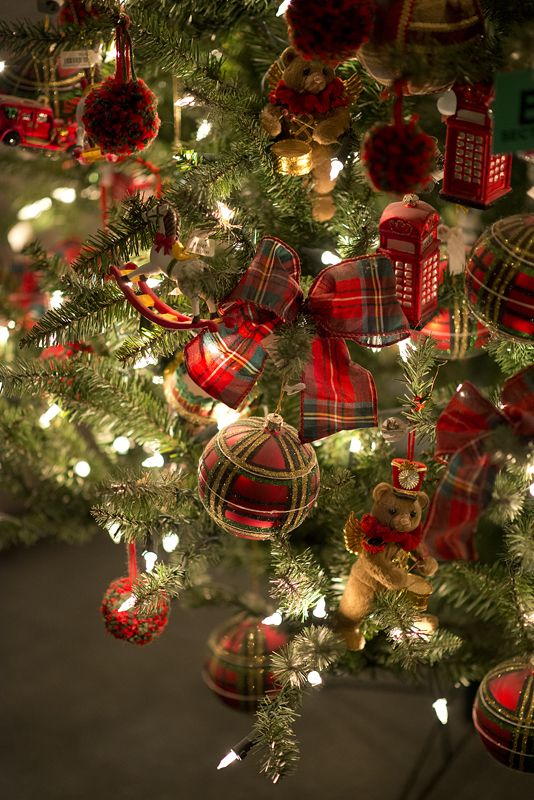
270;536;328;621
132;563;185;615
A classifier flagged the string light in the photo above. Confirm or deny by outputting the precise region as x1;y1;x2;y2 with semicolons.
213;403;240;431
262;611;283;626
276;0;291;15
162;533;180;553
349;436;362;454
330;158;344;181
174;94;195;107
142;452;164;468
307;671;323;686
215;200;236;226
217;735;254;770
312;597;327;618
17;197;52;221
432;698;449;725
52;187;76;204
142;550;158;573
397;339;414;362
112;436;131;454
38;403;61;428
74;460;91;477
8;221;32;252
0;61;6;72
321;250;342;266
50;291;64;309
152;375;164;385
107;521;122;543
133;354;158;370
0;325;10;345
118;594;136;612
196;119;212;140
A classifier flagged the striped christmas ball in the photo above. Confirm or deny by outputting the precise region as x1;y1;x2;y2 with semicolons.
198;414;320;540
473;656;534;773
414;295;490;358
202;613;289;712
466;215;534;342
101;576;169;646
163;352;242;427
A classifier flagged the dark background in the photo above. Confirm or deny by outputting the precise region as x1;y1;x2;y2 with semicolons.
1;534;532;800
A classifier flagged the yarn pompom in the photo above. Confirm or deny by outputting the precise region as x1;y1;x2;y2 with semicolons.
362;118;437;194
58;0;100;26
286;0;376;63
82;77;160;156
101;576;169;646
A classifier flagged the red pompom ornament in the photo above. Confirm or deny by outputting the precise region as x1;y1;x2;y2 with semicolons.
473;656;534;773
362;116;437;194
203;613;289;712
82;77;160;157
198;413;320;540
286;0;376;63
58;0;100;26
101;576;169;646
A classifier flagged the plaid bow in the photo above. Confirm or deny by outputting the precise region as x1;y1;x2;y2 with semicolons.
184;236;410;443
424;366;534;561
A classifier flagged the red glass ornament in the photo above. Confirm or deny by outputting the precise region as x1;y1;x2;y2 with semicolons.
473;656;534;773
203;613;289;712
414;295;490;358
101;576;169;646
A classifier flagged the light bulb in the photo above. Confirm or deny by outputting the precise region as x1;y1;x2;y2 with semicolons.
0;61;6;72
162;533;180;553
349;436;362;454
38;403;61;429
307;671;322;686
112;436;131;454
0;325;10;345
276;0;290;15
397;339;413;362
196;119;212;141
17;197;52;221
143;550;158;573
215;201;235;225
312;597;327;618
217;751;239;770
52;187;76;204
74;460;91;477
174;94;195;107
133;355;158;370
321;250;341;266
214;403;240;431
118;594;136;612
107;521;122;543
146;277;161;288
530;483;534;498
329;158;344;181
432;698;448;725
50;291;64;309
262;611;283;626
217;735;254;769
142;453;164;468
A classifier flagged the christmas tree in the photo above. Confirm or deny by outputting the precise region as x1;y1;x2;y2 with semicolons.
1;0;534;788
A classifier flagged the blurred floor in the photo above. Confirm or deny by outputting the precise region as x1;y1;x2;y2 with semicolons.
1;535;532;800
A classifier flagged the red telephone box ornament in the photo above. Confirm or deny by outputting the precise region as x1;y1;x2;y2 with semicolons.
379;194;440;329
440;83;512;209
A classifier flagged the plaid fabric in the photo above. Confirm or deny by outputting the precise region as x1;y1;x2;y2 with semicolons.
424;366;534;560
223;236;303;323
307;254;410;347
300;338;377;443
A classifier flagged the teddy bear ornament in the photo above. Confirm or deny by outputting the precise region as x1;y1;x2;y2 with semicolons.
261;47;362;222
337;458;439;651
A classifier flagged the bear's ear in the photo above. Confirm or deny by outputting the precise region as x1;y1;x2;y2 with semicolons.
372;483;392;503
280;47;298;68
417;491;430;510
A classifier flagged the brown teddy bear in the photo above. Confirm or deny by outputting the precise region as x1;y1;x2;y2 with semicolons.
261;47;357;222
337;458;438;651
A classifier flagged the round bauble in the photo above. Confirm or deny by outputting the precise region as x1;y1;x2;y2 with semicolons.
58;0;100;26
473;656;534;773
164;352;242;428
203;612;289;712
413;295;490;358
465;215;534;342
198;414;320;540
362;119;437;194
358;0;485;95
82;77;160;156
101;576;169;645
286;0;376;63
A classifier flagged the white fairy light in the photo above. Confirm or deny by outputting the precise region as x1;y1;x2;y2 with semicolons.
262;611;283;626
38;403;61;429
330;158;344;181
312;596;327;619
196;119;212;140
0;61;6;72
0;325;10;345
217;751;240;770
104;45;116;63
146;277;161;288
215;200;236;225
174;94;195;107
74;460;91;477
397;339;414;362
432;698;449;725
107;521;122;543
152;375;164;385
142;452;165;468
213;403;240;431
530;483;534;498
52;187;76;204
17;197;52;221
7;222;33;252
162;533;180;553
349;436;362;454
143;550;158;573
118;594;136;612
7;320;16;329
133;354;158;370
112;436;131;454
217;736;254;769
276;0;291;15
321;250;342;266
307;671;323;686
50;291;64;309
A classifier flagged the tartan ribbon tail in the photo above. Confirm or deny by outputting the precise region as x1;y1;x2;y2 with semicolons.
299;338;377;443
424;439;497;561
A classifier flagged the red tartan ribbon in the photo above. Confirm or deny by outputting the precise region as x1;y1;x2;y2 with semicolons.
184;236;410;443
153;232;174;255
268;77;349;115
424;366;534;561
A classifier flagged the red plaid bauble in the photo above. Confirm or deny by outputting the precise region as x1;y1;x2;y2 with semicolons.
473;656;534;773
203;613;289;712
82;77;160;156
362;119;437;194
466;215;534;342
286;0;376;63
101;577;169;646
413;295;489;359
358;0;485;95
198;414;320;540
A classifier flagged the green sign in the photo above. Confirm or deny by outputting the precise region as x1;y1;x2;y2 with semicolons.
493;69;534;154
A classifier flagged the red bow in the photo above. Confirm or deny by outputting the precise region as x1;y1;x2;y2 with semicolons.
424;366;534;560
184;237;409;443
269;77;349;116
359;514;424;554
153;232;174;255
